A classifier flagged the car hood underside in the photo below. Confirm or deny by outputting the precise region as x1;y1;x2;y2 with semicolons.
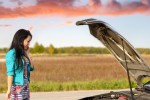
76;18;150;87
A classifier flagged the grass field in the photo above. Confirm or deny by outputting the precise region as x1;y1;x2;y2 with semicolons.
0;54;150;92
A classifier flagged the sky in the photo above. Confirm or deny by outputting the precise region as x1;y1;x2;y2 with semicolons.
0;0;150;48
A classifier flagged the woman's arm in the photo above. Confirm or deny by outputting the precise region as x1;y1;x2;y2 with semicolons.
28;56;34;71
5;50;15;100
6;76;13;100
7;76;13;91
24;48;34;70
28;56;34;68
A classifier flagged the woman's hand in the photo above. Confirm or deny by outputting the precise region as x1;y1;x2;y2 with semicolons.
6;90;10;100
24;46;31;61
24;46;34;68
24;46;29;55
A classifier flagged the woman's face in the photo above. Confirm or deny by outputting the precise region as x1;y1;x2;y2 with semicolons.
23;35;32;50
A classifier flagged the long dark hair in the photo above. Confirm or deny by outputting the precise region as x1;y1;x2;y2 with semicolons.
9;29;32;67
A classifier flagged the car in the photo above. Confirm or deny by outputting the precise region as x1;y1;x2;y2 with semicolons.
76;18;150;100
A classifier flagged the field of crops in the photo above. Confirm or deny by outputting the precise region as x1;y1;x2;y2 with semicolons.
1;54;150;92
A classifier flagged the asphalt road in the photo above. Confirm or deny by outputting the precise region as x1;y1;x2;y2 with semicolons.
0;89;130;100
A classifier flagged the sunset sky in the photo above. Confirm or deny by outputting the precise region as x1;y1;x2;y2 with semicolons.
0;0;150;48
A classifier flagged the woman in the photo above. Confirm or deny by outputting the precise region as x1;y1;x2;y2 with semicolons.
5;29;34;100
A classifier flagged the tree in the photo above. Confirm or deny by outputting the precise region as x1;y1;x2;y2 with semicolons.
32;42;45;53
48;44;55;55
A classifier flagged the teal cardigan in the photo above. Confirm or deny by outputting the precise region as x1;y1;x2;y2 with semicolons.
5;49;34;85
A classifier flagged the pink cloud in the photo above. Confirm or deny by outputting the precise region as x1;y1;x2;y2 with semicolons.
64;21;74;25
0;24;12;27
0;0;150;18
88;0;101;6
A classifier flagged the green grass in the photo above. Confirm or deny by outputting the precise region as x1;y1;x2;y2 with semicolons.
29;79;137;92
0;79;139;93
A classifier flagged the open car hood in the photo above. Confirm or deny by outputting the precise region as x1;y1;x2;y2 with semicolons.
76;18;150;87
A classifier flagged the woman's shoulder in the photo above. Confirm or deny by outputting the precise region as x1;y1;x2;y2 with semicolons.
5;48;16;58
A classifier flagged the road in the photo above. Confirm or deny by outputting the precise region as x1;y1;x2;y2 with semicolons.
0;89;130;100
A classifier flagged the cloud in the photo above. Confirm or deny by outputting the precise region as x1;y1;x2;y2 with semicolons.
0;0;150;18
28;26;33;31
141;0;150;6
0;24;12;27
11;0;23;5
0;1;3;5
107;0;121;9
38;0;75;5
88;0;101;6
64;21;74;25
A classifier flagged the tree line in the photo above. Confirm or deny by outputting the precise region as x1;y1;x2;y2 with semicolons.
0;42;150;55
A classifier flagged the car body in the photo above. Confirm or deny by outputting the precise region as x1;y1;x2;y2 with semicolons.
76;19;150;100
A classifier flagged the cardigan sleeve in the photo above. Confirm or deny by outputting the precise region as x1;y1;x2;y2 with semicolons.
5;50;15;76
